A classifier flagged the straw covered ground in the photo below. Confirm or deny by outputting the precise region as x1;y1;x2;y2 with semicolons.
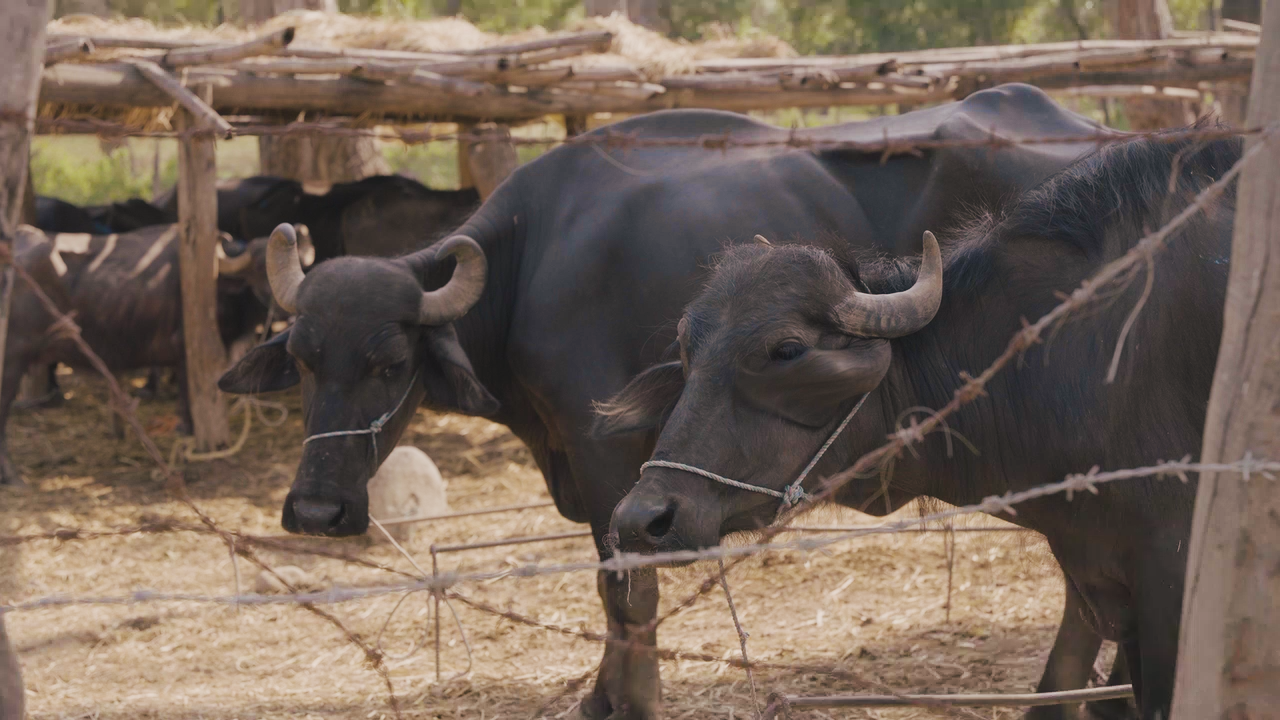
1;368;1118;719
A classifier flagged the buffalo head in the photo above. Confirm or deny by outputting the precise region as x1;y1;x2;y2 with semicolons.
600;232;942;557
218;224;498;536
216;225;315;314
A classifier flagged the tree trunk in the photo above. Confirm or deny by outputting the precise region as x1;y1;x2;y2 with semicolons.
460;123;519;200
232;0;388;188
54;0;108;17
585;0;669;32
1170;4;1280;716
258;133;389;189
1221;0;1261;24
1111;0;1191;129
237;0;336;25
1216;0;1261;125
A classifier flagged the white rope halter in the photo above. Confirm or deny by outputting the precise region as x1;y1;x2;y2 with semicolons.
303;370;419;464
640;393;869;516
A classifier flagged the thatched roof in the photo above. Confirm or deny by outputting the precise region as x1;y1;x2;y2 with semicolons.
47;11;797;79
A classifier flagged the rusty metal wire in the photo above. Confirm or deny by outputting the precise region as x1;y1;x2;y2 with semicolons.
6;455;1277;612
2;110;1273;716
13;112;1268;153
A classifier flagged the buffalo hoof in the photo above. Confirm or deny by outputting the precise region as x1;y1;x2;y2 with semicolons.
1085;698;1138;720
13;389;64;411
570;698;655;720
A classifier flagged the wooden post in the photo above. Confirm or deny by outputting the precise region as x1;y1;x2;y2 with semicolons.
456;121;476;190
0;0;47;710
462;123;520;201
564;114;590;137
176;84;231;451
1216;0;1262;125
1111;0;1192;129
1170;3;1280;716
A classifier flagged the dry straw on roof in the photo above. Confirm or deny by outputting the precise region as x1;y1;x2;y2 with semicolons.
47;10;797;79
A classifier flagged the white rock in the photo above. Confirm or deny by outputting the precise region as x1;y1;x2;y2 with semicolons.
367;445;448;543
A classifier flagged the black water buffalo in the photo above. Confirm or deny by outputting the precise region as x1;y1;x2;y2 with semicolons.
217;84;1119;718
35;196;173;235
0;225;268;485
603;132;1237;718
159;174;480;264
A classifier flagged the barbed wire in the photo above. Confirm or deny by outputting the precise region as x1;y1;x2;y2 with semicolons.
6;455;1275;615
1;256;407;719
3;108;1272;715
608;119;1275;643
15;112;1268;153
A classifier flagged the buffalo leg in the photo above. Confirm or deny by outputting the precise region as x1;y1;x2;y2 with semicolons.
0;356;28;486
175;362;193;436
1129;563;1181;720
0;615;21;720
1086;650;1134;720
1028;578;1104;720
137;367;161;400
580;563;660;720
44;363;63;406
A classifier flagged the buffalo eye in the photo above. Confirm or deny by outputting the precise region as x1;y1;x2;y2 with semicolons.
769;341;808;362
378;361;405;380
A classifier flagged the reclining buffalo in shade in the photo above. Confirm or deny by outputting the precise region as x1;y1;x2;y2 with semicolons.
218;84;1128;719
0;225;268;486
602;131;1239;720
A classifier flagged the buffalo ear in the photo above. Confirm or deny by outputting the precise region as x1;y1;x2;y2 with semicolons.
422;325;500;417
591;361;686;437
218;329;300;394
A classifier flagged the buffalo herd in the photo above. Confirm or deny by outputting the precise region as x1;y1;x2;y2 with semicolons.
4;83;1239;719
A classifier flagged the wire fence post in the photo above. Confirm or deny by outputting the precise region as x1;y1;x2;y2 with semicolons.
432;545;442;683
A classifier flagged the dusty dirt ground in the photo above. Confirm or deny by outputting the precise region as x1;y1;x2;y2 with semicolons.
1;368;1119;719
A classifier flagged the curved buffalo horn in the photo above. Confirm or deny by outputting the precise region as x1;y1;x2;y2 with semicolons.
266;223;306;314
215;238;253;276
753;234;772;246
418;235;487;326
835;230;943;338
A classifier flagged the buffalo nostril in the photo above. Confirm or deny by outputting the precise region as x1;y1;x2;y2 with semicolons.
292;498;346;533
644;503;677;542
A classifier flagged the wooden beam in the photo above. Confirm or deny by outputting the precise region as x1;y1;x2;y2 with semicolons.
124;59;234;138
43;36;93;65
1171;2;1280;716
161;27;295;68
353;61;497;97
455;122;474;190
38;62;958;119
175;83;231;452
462;123;519;200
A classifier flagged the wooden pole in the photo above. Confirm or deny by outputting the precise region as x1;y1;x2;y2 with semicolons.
456;122;475;190
462;123;519;201
0;0;47;709
176;83;231;452
1170;3;1280;716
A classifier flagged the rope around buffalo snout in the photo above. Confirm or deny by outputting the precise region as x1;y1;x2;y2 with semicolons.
640;393;869;517
301;371;420;467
